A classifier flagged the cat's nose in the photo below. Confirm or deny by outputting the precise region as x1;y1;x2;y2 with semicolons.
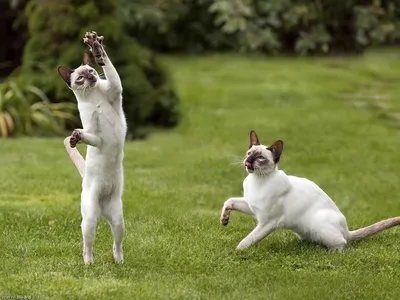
245;161;252;167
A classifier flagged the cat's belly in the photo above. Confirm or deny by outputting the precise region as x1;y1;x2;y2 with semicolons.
83;148;123;195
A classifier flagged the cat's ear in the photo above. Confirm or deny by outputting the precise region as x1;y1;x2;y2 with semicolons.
82;51;92;65
57;66;74;87
269;140;284;163
249;130;260;148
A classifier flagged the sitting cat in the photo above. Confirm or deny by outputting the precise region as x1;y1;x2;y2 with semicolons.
220;130;400;251
58;31;127;264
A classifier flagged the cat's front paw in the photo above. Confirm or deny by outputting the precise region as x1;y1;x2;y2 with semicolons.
70;129;83;148
236;241;249;250
83;31;105;66
220;205;232;226
220;213;230;226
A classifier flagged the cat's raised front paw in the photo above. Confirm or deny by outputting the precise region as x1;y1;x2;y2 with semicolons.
70;129;83;148
220;214;230;226
220;205;232;226
83;31;105;66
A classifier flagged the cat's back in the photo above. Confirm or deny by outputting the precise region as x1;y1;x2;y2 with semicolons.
285;175;339;210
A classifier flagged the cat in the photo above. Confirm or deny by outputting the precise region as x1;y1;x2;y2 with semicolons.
58;31;127;264
220;130;400;251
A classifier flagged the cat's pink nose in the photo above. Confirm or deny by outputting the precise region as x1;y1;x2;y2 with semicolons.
245;161;252;167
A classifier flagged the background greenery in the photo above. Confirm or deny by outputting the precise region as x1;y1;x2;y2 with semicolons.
121;0;400;54
2;1;400;298
1;0;180;138
1;50;400;299
2;0;400;137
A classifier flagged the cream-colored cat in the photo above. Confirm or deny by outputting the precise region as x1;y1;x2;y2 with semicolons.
58;31;126;264
221;130;400;251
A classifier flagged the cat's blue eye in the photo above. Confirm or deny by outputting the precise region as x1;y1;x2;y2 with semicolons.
77;76;83;80
258;156;265;160
89;69;94;73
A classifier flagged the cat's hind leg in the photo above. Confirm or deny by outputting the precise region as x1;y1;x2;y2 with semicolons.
103;196;125;264
320;233;347;252
81;190;101;264
220;197;253;226
313;211;348;252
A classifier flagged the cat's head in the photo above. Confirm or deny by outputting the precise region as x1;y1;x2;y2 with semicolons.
57;52;99;93
243;130;283;175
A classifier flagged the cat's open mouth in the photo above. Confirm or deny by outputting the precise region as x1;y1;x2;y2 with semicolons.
245;161;254;171
88;79;97;87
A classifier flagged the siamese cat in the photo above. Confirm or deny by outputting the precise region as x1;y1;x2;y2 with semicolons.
220;130;400;251
58;31;126;264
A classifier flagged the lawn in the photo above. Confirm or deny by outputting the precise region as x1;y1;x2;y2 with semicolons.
2;49;400;299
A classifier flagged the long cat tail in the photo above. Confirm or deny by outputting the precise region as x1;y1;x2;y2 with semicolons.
63;137;85;178
348;217;400;241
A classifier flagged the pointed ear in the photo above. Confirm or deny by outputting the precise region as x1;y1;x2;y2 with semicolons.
57;66;74;87
269;140;284;163
249;130;260;148
82;51;92;65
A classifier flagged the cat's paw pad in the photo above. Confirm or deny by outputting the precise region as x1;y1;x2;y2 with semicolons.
83;31;103;46
83;31;105;66
70;129;83;148
220;205;232;226
220;215;230;226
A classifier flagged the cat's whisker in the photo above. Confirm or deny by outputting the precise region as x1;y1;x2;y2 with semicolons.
229;161;244;168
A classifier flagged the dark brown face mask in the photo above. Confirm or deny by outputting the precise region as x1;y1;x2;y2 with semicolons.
246;130;284;168
245;150;263;170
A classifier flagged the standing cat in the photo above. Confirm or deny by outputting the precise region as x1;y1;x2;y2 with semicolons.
58;31;127;264
220;130;400;251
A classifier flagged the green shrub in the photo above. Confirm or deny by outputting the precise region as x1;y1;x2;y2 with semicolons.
0;78;77;137
21;0;180;138
120;0;400;55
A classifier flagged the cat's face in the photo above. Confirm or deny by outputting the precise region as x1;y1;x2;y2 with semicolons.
57;52;99;93
243;130;283;175
69;65;99;90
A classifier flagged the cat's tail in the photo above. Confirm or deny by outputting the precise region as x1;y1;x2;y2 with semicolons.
64;137;85;178
348;217;400;241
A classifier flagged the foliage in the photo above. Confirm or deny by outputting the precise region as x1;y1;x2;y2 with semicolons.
120;0;400;55
21;0;180;138
3;50;400;298
0;77;76;137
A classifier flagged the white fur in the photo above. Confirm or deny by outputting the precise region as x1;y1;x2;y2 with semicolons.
220;137;400;251
63;39;127;264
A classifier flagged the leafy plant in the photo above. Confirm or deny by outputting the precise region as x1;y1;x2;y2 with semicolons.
0;78;77;137
21;0;180;139
120;0;400;55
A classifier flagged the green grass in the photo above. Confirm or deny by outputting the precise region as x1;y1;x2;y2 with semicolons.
2;49;400;299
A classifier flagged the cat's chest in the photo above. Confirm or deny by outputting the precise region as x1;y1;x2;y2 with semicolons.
243;177;275;208
78;101;122;130
243;172;291;215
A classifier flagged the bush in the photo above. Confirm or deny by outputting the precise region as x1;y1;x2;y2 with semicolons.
0;77;76;137
21;0;180;138
120;0;400;55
